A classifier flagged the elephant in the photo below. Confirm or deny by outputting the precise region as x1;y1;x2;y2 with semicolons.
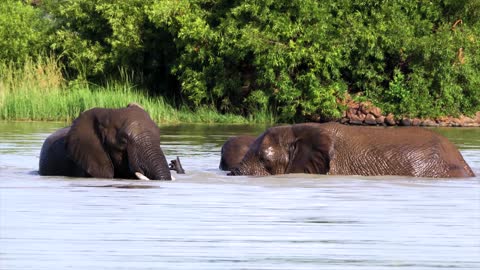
229;122;475;178
219;135;256;171
39;103;181;180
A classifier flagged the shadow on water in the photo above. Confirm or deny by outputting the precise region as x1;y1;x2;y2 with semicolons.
1;121;479;270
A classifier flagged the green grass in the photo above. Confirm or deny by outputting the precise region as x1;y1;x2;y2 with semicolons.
0;57;274;124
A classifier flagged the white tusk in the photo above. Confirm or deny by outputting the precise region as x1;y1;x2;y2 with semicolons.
171;175;176;181
135;172;150;181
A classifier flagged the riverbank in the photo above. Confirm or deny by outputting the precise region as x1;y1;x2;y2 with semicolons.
1;57;478;126
0;85;274;124
2;87;479;127
1;89;273;124
0;58;272;124
335;100;480;127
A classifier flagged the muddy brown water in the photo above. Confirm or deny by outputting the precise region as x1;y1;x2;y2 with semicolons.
1;122;479;270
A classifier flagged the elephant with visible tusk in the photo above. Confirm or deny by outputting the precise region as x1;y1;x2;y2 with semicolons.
229;122;475;178
39;103;182;180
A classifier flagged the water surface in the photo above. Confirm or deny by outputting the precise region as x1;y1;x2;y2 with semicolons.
1;122;479;270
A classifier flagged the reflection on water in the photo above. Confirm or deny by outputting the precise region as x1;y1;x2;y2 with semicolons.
1;122;479;270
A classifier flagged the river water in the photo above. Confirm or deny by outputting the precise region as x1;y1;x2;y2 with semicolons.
1;122;479;270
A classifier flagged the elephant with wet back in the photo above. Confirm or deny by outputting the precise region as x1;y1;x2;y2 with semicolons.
39;103;183;180
229;122;475;178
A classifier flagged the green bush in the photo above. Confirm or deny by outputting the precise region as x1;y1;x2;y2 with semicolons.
1;0;479;122
338;0;480;118
44;0;178;95
146;0;480;120
148;0;349;121
0;0;52;63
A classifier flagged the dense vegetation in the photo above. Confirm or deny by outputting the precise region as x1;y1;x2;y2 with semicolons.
1;0;479;122
0;56;270;123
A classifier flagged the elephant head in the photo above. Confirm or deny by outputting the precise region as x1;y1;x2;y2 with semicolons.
230;122;475;178
230;123;333;176
64;103;172;180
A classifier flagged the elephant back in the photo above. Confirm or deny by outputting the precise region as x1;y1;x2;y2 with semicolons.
39;127;84;176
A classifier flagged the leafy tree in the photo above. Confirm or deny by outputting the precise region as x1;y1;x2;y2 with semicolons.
43;0;178;95
332;0;480;117
0;0;52;63
148;0;349;121
147;0;479;120
3;0;479;121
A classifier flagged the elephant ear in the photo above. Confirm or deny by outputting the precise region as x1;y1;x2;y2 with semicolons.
286;124;334;174
65;108;114;178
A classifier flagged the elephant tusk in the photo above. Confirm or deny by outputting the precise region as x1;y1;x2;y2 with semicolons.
135;172;150;181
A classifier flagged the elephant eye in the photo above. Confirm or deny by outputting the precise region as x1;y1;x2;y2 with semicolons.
119;137;128;145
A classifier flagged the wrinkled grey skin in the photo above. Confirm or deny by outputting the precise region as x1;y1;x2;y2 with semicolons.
219;135;256;171
39;104;172;180
230;122;475;178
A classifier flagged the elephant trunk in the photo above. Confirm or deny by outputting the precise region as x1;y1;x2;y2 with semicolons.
228;166;243;176
128;135;172;180
141;145;172;180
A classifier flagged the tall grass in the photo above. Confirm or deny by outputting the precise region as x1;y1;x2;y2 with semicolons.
0;57;274;124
